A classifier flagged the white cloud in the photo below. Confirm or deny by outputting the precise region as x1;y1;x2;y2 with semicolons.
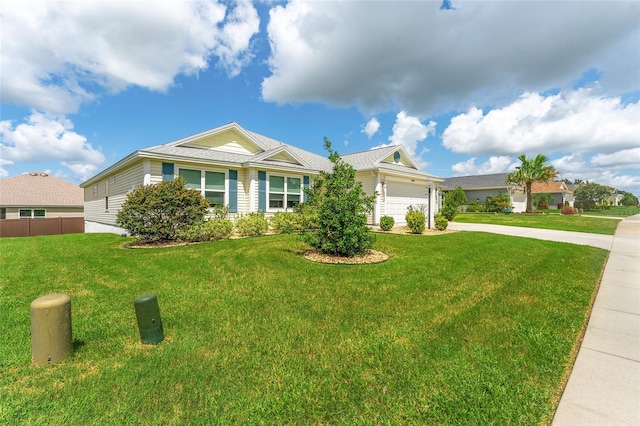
370;112;435;169
591;148;640;169
383;112;436;166
451;156;513;176
0;112;105;181
551;152;640;194
362;117;380;138
551;153;587;176
262;1;639;114
388;112;436;156
442;89;640;155
213;0;260;77
597;172;640;192
1;1;259;115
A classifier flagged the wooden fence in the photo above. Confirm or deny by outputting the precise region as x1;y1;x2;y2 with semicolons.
0;217;85;238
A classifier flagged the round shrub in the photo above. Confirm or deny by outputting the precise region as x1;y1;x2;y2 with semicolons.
441;204;457;221
561;205;578;215
235;212;269;237
435;214;448;230
405;211;426;234
116;177;209;242
379;215;395;231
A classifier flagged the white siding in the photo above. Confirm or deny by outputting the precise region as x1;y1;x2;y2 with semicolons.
356;173;376;224
149;160;164;185
84;161;145;226
236;168;249;215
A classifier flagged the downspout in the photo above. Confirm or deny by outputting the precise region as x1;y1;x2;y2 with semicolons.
428;184;432;229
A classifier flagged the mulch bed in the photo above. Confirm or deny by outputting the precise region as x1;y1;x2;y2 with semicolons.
304;249;389;265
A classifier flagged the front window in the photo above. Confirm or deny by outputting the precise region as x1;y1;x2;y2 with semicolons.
269;175;301;210
205;171;225;206
19;209;46;218
179;168;226;207
269;176;285;208
179;169;201;190
287;177;301;208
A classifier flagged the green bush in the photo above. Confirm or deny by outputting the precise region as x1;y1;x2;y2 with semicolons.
486;192;513;213
466;200;485;213
379;216;395;231
301;138;375;257
178;219;233;242
210;204;230;220
116;177;209;242
441;204;457;221
235;212;269;237
442;186;467;221
293;202;320;231
269;211;302;234
435;213;448;230
406;211;426;234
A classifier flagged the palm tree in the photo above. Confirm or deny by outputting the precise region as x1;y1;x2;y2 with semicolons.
507;154;559;213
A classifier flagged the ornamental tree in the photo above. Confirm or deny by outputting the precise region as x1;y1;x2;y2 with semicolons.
506;154;559;213
301;138;376;257
442;185;467;220
573;182;612;210
116;177;209;241
620;191;639;207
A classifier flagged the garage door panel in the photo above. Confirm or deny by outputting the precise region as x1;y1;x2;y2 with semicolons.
385;182;428;223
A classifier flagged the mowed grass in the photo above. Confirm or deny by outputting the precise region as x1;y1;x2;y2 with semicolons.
0;232;607;424
454;213;621;235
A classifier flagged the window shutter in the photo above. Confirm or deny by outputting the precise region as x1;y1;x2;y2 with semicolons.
303;176;310;202
162;163;174;181
229;170;238;213
258;171;266;212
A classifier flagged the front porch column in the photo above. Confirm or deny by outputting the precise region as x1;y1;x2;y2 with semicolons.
248;168;256;212
428;182;436;229
373;173;382;225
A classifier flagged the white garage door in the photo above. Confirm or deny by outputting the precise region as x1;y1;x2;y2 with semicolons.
385;182;428;223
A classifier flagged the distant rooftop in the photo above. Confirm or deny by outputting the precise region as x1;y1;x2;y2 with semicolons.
442;173;512;190
0;172;84;207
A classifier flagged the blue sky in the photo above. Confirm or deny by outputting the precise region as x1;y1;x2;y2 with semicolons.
1;1;639;194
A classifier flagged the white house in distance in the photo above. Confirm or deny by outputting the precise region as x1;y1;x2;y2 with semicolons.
80;122;443;234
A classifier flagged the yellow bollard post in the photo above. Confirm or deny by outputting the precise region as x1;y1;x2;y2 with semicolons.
30;294;72;365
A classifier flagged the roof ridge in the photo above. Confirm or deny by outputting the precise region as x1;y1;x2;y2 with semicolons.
342;145;398;157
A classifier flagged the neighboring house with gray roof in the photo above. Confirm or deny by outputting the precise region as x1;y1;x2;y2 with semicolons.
80;122;444;233
442;173;526;213
0;172;84;220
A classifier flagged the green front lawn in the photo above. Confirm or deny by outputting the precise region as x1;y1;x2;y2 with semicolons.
1;233;607;424
454;213;621;235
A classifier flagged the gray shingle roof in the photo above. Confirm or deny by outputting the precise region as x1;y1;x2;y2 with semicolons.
82;122;443;186
442;173;511;190
0;172;84;206
342;146;399;170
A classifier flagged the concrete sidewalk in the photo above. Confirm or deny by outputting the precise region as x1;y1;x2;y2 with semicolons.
449;216;640;424
553;214;640;425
